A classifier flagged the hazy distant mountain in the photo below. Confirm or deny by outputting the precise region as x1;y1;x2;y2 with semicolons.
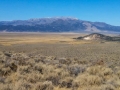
0;17;120;32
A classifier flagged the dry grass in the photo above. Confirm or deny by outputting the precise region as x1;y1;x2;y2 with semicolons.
0;33;120;90
0;33;95;46
0;51;120;90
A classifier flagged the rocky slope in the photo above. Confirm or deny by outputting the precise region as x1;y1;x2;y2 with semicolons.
77;33;120;41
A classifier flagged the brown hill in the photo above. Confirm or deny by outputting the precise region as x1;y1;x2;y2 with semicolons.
76;33;119;41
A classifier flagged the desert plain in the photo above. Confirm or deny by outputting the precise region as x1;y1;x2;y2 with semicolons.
0;33;120;90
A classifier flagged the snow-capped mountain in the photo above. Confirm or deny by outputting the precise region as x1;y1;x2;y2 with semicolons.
0;17;120;32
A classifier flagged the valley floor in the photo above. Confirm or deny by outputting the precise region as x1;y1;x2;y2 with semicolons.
0;33;120;90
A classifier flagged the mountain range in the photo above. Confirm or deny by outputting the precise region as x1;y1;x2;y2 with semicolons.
0;17;120;33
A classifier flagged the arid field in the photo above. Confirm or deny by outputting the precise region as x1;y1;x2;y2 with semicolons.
0;33;120;90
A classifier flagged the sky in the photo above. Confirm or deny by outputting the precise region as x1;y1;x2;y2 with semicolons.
0;0;120;26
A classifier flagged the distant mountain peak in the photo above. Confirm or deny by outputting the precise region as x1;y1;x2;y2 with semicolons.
0;17;120;33
29;17;79;21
